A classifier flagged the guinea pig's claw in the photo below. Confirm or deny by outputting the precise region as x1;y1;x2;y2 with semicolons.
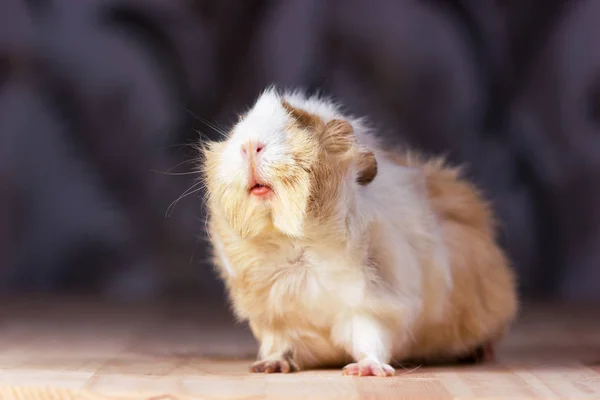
342;360;395;377
250;359;293;374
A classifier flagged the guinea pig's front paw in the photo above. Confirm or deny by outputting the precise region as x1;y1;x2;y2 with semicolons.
250;359;295;374
342;359;395;377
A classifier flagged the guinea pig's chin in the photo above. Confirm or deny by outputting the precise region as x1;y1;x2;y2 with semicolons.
226;200;273;239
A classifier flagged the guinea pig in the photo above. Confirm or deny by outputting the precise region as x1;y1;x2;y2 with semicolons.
201;87;518;377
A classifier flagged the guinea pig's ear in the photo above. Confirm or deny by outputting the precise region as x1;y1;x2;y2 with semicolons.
323;120;377;185
281;100;324;131
322;119;354;154
356;148;378;185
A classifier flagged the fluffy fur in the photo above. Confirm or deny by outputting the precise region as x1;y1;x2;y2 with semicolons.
201;87;518;376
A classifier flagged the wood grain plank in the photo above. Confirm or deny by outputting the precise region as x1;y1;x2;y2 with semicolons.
0;299;596;399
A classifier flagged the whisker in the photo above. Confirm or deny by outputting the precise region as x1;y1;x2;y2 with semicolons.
398;364;422;374
158;142;197;151
213;120;230;135
163;158;199;173
186;108;229;138
194;128;214;142
165;180;205;217
151;170;200;176
200;119;227;136
165;186;204;218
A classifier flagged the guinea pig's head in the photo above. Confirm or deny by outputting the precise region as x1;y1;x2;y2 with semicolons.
202;89;377;239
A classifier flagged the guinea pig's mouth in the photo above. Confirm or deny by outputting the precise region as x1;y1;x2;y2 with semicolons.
249;183;273;197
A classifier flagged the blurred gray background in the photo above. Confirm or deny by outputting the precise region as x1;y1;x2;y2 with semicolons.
0;0;598;302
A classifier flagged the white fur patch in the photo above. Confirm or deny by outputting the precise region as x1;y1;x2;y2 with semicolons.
213;233;235;277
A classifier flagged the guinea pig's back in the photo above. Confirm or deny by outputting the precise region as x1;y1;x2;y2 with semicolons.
384;150;518;362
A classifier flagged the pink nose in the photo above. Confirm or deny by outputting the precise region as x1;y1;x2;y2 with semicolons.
241;141;265;157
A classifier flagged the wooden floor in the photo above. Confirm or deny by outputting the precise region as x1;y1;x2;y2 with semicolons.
0;297;597;399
